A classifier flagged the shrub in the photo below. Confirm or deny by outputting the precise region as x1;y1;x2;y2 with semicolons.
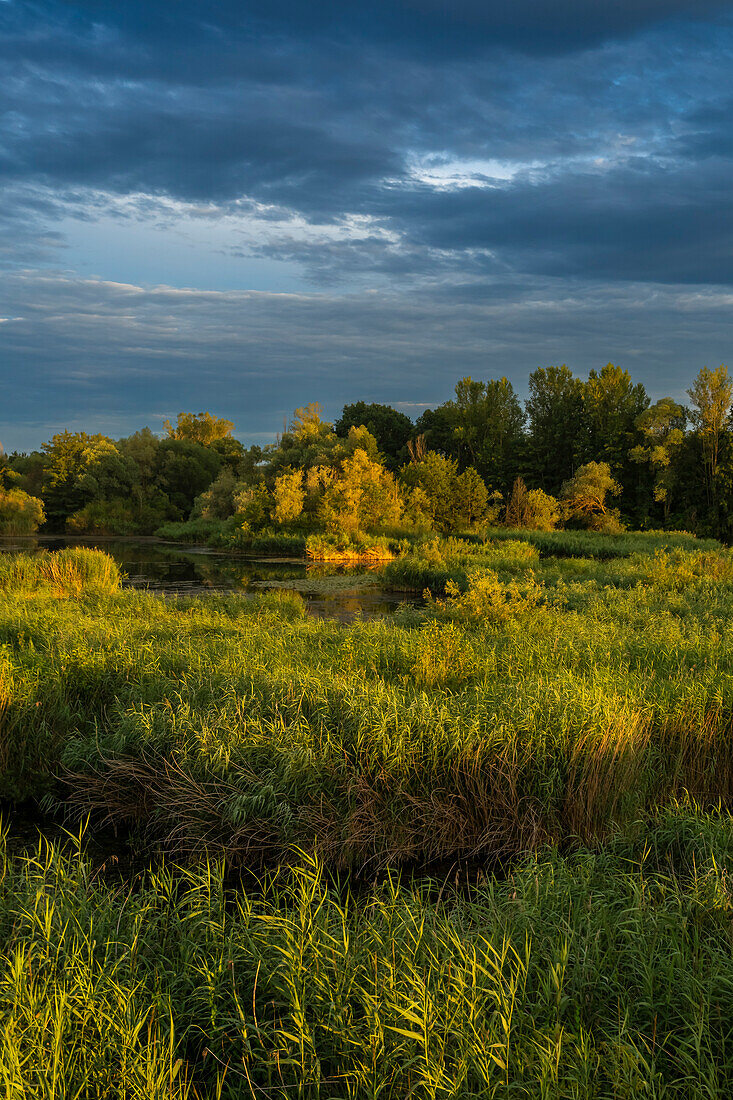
0;488;45;535
505;478;560;530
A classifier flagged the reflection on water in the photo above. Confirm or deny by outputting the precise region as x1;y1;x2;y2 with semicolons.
0;536;414;623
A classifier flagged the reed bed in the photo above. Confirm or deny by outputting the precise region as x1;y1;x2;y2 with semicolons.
2;805;733;1097
3;545;733;1094
482;526;720;559
0;547;120;598
2;546;733;865
305;533;401;563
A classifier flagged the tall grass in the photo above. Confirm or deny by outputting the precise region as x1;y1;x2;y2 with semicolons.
483;526;720;558
0;548;120;597
3;806;733;1097
305;533;404;562
2;545;733;865
379;536;538;593
4;542;733;1093
156;518;307;556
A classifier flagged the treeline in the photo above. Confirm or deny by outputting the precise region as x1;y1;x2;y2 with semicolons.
1;363;731;539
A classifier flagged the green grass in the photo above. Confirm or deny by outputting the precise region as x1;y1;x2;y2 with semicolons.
4;541;733;1094
156;518;307;556
2;544;733;866
482;526;721;559
0;546;120;597
3;805;733;1097
379;536;539;593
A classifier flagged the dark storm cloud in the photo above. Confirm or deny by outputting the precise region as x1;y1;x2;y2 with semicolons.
8;0;730;66
2;0;733;445
1;0;731;223
379;155;733;285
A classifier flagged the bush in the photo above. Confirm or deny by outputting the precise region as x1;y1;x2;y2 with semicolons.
0;488;45;535
505;478;559;530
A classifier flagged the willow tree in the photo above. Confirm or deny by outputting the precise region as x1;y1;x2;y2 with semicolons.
560;461;622;532
687;366;732;509
629;397;686;523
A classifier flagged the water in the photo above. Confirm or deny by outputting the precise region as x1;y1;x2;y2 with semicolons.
0;536;416;623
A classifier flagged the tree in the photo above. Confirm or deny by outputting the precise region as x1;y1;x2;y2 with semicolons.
629;398;686;524
6;451;45;498
0;488;45;534
234;485;273;530
268;404;338;474
560;461;622;531
400;451;492;533
164;412;234;446
413;405;456;459
209;436;247;471
273;468;305;525
41;432;119;528
438;377;526;492
582;364;649;477
504;477;531;528
155;439;222;517
334;425;381;464
319;449;402;535
400;452;458;532
335;402;413;469
525;365;584;494
525;489;560;530
687;366;732;509
192;468;241;520
453;467;491;529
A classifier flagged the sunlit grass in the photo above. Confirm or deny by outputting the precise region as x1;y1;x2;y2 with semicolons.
2;806;733;1097
3;542;733;1094
2;546;733;865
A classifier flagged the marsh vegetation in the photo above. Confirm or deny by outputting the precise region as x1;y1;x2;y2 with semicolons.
1;533;733;1094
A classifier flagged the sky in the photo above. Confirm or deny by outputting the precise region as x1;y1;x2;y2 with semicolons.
1;0;733;452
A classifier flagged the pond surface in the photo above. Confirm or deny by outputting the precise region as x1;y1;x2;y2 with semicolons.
0;536;416;623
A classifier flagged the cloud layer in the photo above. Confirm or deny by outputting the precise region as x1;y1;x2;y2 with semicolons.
1;0;732;447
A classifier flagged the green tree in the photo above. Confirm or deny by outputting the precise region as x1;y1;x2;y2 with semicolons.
41;432;118;528
6;451;46;498
234;485;273;530
400;451;457;532
412;405;456;459
505;477;560;530
0;488;45;534
453;466;492;529
268;404;338;474
155;439;222;517
525;365;585;494
273;468;306;525
400;451;491;533
319;449;402;535
582;364;649;482
687;365;732;510
192;468;241;520
439;377;526;492
525;488;560;530
629;398;686;524
560;461;622;532
335;402;413;469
